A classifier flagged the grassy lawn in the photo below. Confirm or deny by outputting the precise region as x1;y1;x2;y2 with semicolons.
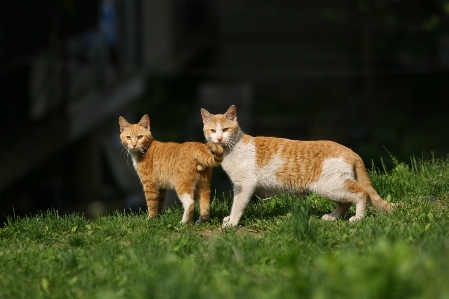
1;156;449;299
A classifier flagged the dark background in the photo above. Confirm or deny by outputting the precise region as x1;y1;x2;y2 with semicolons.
1;0;449;224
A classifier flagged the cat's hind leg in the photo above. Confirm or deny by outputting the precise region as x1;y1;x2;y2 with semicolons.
321;202;351;221
343;179;367;222
178;193;195;224
194;173;212;224
176;185;195;223
315;178;367;222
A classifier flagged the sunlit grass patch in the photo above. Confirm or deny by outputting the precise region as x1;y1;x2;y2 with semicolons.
1;155;449;298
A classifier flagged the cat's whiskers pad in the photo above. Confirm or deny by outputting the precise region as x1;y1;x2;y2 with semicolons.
118;147;134;165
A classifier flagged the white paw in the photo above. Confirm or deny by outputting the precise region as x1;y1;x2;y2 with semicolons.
321;214;337;221
349;216;362;222
222;216;235;228
180;218;192;224
390;202;400;210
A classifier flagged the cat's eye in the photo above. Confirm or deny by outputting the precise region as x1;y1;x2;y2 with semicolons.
223;128;229;132
211;129;216;133
138;135;143;139
126;136;131;140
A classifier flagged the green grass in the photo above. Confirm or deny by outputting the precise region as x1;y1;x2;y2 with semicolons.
1;156;449;299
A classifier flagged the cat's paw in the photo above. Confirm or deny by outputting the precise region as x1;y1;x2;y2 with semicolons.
321;214;337;221
180;220;193;225
213;144;224;155
206;142;224;155
389;202;401;211
348;216;362;222
195;216;209;225
180;216;194;224
222;216;236;228
146;214;157;220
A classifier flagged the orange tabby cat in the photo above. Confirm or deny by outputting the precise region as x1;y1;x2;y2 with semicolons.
201;105;392;227
119;114;223;223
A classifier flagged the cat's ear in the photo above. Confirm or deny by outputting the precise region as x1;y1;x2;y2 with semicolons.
225;105;237;122
119;116;130;132
201;108;212;124
139;114;150;130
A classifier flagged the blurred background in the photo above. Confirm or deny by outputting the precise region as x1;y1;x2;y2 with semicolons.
1;0;449;224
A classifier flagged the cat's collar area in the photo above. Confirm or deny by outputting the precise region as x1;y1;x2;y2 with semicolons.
223;130;244;151
128;148;147;161
128;148;141;156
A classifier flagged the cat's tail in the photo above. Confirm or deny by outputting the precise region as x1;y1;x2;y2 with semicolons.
195;142;224;171
354;160;392;213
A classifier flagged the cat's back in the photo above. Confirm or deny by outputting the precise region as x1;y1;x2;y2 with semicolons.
149;140;206;163
249;136;361;188
136;140;207;187
228;135;357;167
252;137;356;161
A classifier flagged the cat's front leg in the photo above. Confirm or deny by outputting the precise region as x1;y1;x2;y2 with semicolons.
223;183;256;227
143;184;160;219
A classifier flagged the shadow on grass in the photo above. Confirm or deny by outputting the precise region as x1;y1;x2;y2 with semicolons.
211;192;381;226
215;193;330;226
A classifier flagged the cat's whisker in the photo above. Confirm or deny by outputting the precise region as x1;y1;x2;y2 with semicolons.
120;148;133;165
122;148;132;165
225;138;238;150
120;147;129;159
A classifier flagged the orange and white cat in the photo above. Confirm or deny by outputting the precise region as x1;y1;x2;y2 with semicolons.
119;114;223;223
201;105;392;227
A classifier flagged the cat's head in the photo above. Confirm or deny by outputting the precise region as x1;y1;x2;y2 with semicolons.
119;114;153;154
201;105;241;148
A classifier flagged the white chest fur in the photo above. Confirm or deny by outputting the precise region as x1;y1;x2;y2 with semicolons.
255;155;285;189
222;140;257;185
129;151;140;169
222;139;284;189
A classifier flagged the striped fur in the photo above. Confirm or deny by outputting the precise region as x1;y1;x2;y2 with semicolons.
201;105;392;227
119;114;223;223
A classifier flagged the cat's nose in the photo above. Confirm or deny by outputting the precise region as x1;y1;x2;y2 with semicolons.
217;136;222;142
